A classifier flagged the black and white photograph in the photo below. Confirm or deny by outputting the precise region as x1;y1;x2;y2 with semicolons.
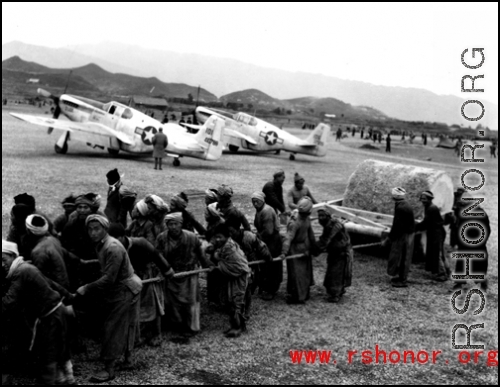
2;2;498;385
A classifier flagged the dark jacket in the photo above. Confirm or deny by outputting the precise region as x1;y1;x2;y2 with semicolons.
2;262;62;323
30;235;70;290
389;200;416;240
415;203;445;238
152;132;168;158
262;181;285;213
126;237;172;277
105;185;137;228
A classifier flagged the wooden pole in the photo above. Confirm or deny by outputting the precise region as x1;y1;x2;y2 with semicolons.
141;254;306;283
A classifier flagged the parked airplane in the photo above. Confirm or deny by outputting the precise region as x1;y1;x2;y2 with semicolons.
10;89;225;167
192;106;330;160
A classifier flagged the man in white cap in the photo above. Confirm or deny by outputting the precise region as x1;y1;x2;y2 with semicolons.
2;240;74;385
415;191;450;282
156;213;212;343
252;191;283;301
126;199;155;246
77;215;142;383
382;188;415;288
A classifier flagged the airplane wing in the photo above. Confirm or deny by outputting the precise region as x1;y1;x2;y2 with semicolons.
224;128;258;145
10;113;134;145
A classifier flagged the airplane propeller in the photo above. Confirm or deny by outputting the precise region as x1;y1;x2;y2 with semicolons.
38;88;61;134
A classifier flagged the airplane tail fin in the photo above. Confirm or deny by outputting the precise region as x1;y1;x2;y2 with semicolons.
305;123;330;156
194;115;225;161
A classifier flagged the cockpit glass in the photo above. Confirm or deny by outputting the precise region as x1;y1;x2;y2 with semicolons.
122;108;133;119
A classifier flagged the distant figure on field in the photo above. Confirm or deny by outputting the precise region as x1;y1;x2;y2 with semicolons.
377;132;382;144
336;128;342;141
152;128;168;170
385;133;391;153
490;143;497;158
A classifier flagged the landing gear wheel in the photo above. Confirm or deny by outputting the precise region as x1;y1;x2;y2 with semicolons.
228;145;239;153
107;148;120;156
289;154;296;161
173;158;181;167
55;142;68;154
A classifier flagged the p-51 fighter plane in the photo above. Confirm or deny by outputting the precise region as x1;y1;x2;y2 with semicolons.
192;106;330;160
10;89;225;167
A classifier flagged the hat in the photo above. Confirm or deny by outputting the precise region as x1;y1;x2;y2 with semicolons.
297;196;313;214
165;212;183;224
11;204;33;222
391;187;406;200
294;173;305;183
273;169;285;178
205;189;219;203
420;190;435;199
14;193;36;212
75;193;101;211
25;214;49;236
2;240;19;257
135;199;149;217
170;195;188;211
217;185;233;199
251;191;266;203
145;194;169;212
62;194;77;207
85;214;110;229
106;169;122;185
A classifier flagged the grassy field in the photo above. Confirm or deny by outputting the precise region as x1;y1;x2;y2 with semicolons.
2;105;498;385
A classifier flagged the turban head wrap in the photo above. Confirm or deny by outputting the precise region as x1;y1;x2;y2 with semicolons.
217;185;233;199
273;169;285;179
25;214;49;236
62;194;77;208
251;191;266;203
75;193;102;212
2;240;19;257
170;195;188;211
85;214;110;229
145;194;170;213
297;196;313;214
135;199;149;217
294;173;305;183
164;212;183;225
14;193;36;212
205;189;219;204
317;206;332;218
391;187;407;200
420;190;435;199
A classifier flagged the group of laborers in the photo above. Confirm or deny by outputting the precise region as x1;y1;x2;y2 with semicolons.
2;168;356;385
3;167;490;385
383;187;491;290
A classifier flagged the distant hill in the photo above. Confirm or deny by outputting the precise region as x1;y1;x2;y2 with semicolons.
2;56;217;102
284;97;388;120
3;41;497;128
220;90;388;120
221;89;282;106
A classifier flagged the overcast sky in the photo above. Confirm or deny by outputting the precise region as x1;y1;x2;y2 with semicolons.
2;2;498;104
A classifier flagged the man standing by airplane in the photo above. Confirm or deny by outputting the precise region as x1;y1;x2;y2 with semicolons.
152;128;168;170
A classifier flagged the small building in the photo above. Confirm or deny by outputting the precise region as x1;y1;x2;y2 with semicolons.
26;78;40;84
129;96;169;112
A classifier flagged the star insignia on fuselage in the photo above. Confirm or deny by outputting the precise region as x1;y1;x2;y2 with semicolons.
141;126;158;145
260;130;283;146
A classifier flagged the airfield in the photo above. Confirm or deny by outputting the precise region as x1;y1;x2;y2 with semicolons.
2;104;498;384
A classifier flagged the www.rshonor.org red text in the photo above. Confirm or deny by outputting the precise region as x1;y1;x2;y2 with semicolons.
289;346;498;366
